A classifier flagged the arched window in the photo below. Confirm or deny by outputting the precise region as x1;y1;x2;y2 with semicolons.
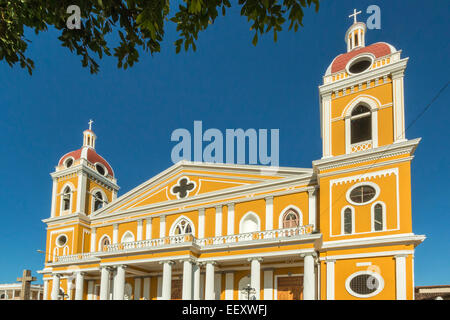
282;209;300;228
373;203;384;231
173;219;193;235
350;104;372;144
93;191;106;212
99;235;111;251
240;212;260;233
343;207;353;234
61;186;72;212
121;231;135;243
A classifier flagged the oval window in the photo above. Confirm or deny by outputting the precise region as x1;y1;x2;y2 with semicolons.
56;235;68;247
65;158;73;168
349;185;377;204
96;163;106;176
347;56;373;74
345;272;384;298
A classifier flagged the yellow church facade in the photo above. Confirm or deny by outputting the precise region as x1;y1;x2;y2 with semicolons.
39;18;425;300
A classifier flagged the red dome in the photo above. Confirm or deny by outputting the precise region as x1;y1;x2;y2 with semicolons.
329;42;394;74
58;147;114;177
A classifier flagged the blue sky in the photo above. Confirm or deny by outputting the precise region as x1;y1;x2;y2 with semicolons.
0;0;448;286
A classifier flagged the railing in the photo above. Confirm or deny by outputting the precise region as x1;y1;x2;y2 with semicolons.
54;225;314;263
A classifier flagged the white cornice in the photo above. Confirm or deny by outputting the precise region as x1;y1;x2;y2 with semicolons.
51;163;119;190
312;138;420;172
42;212;91;226
321;233;426;250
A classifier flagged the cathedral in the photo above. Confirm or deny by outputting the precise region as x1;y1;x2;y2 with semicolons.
39;15;425;300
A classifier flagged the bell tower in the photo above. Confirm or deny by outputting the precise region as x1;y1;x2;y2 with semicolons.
313;11;424;300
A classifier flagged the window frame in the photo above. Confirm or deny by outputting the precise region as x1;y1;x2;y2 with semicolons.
59;184;74;215
346;181;380;206
341;206;355;235
169;216;196;237
345;271;385;298
278;205;303;229
91;189;108;213
371;201;387;232
98;235;111;251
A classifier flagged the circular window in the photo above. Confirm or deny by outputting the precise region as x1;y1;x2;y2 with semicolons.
64;158;74;168
56;234;68;247
346;182;380;205
95;163;106;176
347;55;373;75
345;272;384;298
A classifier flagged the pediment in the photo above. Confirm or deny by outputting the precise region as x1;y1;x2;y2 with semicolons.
93;161;312;216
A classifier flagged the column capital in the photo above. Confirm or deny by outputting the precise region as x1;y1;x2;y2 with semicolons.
325;259;336;264
227;203;235;209
52;273;61;278
205;261;217;266
307;187;317;196
300;251;317;258
76;271;86;276
394;254;408;259
391;70;405;80
180;257;196;264
247;257;263;263
117;264;128;269
265;196;273;202
159;260;175;266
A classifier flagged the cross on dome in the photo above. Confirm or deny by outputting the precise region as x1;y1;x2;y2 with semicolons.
349;9;362;24
88;119;94;131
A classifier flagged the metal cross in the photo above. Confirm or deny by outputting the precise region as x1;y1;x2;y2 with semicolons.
16;269;37;300
241;283;256;300
172;178;195;198
349;8;362;24
88;119;94;130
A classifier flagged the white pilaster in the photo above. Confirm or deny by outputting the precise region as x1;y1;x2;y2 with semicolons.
200;273;205;300
182;259;193;300
143;277;151;300
214;273;222;300
308;188;317;230
263;269;273;300
198;209;205;238
145;218;152;240
392;71;406;142
265;197;273;230
76;172;87;213
249;257;262;300
113;224;118;244
75;272;85;300
303;253;316;300
227;204;235;235
215;206;222;236
134;278;141;300
100;267;111;300
160;215;166;238
137;220;143;241
43;279;49;300
326;259;335;300
225;272;234;300
161;261;174;300
50;179;57;218
321;93;332;158
90;228;97;252
157;276;162;300
113;265;127;300
205;262;216;300
395;254;407;300
51;274;61;300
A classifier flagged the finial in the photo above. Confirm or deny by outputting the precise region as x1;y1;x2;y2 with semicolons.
88;119;93;131
349;8;362;24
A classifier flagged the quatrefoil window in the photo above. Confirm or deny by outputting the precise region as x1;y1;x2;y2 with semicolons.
171;177;195;199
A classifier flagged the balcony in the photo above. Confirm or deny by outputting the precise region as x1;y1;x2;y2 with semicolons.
53;225;316;264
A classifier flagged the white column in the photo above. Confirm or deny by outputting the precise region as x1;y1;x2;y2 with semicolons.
133;278;142;300
200;273;205;300
143;277;151;300
395;254;407;300
326;259;335;300
75;272;85;300
308;188;317;230
87;280;94;300
51;274;61;300
215;206;222;236
214;273;222;300
113;265;127;300
160;215;166;238
90;228;97;252
225;272;234;300
198;209;205;238
76;172;87;214
145;218;152;240
265;197;273;230
321;93;332;158
392;71;406;142
161;261;174;300
113;224;118;244
100;267;111;300
227;204;235;235
263;269;273;300
43;279;49;300
182;259;193;300
205;262;216;300
303;253;316;300
249;258;262;300
193;264;201;300
137;220;143;241
50;179;57;218
157;276;162;300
